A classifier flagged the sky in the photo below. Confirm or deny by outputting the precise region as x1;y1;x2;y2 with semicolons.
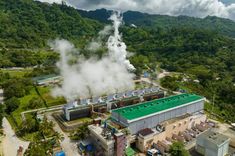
37;0;235;21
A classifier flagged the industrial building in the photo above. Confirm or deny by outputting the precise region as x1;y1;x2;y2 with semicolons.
63;87;164;121
86;93;210;155
88;124;127;156
136;113;207;152
32;74;62;86
111;93;205;134
196;129;230;156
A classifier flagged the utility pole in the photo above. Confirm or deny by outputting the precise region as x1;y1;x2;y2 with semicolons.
211;93;215;116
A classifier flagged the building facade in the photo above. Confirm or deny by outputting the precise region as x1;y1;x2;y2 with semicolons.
112;94;205;134
136;113;207;152
63;88;165;121
88;125;126;156
88;125;115;156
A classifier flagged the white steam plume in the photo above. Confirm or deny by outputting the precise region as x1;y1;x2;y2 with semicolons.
108;12;135;71
86;25;112;52
51;12;135;101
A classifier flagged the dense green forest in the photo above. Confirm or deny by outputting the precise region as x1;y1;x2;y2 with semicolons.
0;0;103;67
0;0;102;49
0;0;235;124
78;9;235;38
122;26;235;122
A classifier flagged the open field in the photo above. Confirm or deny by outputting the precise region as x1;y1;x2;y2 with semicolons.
37;86;66;107
0;68;33;78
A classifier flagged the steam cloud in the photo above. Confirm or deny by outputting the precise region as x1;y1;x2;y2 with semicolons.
36;0;235;21
108;12;135;71
86;25;112;52
51;13;135;101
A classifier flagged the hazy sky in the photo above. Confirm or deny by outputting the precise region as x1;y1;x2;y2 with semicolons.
37;0;235;21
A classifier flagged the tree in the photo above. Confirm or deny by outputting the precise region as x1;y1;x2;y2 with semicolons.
24;142;50;156
71;123;89;140
160;76;179;91
169;141;190;156
4;97;20;114
28;97;44;109
4;83;25;99
3;78;32;99
39;117;54;138
130;54;150;76
0;105;5;128
18;117;39;137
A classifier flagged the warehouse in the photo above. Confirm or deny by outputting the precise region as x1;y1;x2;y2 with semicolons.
111;94;205;134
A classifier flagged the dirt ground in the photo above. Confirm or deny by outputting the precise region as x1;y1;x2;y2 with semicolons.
2;117;29;156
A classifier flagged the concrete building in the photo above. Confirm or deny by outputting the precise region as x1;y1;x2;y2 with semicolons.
88;125;126;156
196;129;230;156
111;94;205;134
88;125;115;156
136;113;207;152
87;93;210;154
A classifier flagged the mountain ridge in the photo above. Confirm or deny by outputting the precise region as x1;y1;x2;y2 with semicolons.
78;8;235;38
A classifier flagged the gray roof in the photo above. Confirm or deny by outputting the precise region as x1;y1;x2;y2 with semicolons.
198;129;230;146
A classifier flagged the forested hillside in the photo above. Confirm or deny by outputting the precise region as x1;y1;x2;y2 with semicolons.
122;26;235;122
0;0;102;49
0;0;235;122
0;0;103;68
78;9;235;38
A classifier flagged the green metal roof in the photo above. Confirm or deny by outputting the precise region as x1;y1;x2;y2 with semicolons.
112;94;204;120
32;74;61;82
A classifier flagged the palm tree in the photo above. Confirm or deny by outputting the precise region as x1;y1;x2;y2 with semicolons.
73;123;89;140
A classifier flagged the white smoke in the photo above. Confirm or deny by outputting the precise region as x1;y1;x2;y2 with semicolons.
107;12;135;71
36;0;235;21
51;13;135;101
86;25;112;52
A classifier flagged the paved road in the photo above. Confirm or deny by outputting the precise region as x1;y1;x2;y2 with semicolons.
2;117;29;156
157;70;171;79
46;113;80;156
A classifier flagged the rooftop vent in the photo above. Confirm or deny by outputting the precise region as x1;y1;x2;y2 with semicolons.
92;97;100;103
80;99;88;105
107;94;115;101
